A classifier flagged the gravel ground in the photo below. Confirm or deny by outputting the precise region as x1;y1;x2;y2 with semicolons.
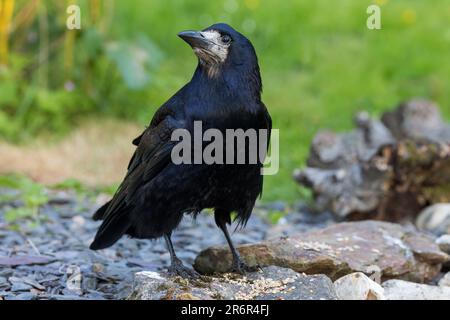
0;188;334;300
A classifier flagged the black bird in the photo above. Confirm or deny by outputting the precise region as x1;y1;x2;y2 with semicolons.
90;23;272;277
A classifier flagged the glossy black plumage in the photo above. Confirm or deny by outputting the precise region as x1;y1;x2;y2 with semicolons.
90;23;271;274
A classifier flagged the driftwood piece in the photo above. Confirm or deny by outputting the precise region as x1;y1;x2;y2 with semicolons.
294;99;450;222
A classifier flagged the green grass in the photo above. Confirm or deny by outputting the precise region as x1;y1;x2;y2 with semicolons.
0;174;117;227
0;174;48;225
4;0;450;202
103;0;450;202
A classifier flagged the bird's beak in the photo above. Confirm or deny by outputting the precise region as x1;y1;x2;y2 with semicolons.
178;31;211;50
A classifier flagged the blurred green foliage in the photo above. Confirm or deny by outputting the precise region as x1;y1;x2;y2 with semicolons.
0;0;163;140
1;0;449;202
52;177;118;195
0;174;48;224
0;174;117;226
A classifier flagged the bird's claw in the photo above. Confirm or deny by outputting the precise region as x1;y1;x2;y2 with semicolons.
168;259;200;279
230;260;261;275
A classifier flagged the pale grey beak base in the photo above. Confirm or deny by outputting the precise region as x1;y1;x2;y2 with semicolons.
178;29;230;78
178;31;211;49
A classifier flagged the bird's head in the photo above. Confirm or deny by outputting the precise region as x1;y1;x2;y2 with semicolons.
178;23;259;80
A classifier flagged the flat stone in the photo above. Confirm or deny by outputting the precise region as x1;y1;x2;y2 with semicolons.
436;234;450;254
46;295;89;300
130;266;337;300
22;278;46;291
10;282;32;292
416;204;450;236
438;272;450;287
0;269;14;278
6;292;37;300
0;277;9;288
334;272;385;300
0;255;55;267
383;279;450;300
194;221;449;282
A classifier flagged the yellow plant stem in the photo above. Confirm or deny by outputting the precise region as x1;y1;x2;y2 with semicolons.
0;0;15;66
90;0;101;25
11;0;39;33
64;26;75;79
37;1;48;88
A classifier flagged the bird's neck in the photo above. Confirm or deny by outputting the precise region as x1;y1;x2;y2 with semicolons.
192;64;262;103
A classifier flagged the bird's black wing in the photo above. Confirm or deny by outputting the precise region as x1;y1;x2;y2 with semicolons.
262;102;272;148
130;104;171;147
90;103;184;250
257;102;272;199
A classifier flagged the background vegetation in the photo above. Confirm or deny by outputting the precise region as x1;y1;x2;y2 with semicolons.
1;0;449;202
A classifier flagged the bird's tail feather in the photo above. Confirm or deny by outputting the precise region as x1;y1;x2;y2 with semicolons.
89;203;132;250
92;200;111;221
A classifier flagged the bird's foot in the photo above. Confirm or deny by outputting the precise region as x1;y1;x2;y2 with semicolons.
230;259;261;275
167;259;200;280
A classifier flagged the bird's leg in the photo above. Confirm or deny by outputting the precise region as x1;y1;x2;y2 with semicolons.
217;221;259;274
164;233;199;279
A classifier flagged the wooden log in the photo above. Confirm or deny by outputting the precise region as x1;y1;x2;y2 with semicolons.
294;99;450;222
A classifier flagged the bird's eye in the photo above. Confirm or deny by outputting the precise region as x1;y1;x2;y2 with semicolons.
221;35;232;44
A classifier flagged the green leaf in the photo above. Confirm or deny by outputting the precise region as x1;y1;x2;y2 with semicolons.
53;178;87;193
4;207;35;223
267;210;285;225
0;81;18;105
105;35;162;90
0;174;27;189
0;174;48;208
